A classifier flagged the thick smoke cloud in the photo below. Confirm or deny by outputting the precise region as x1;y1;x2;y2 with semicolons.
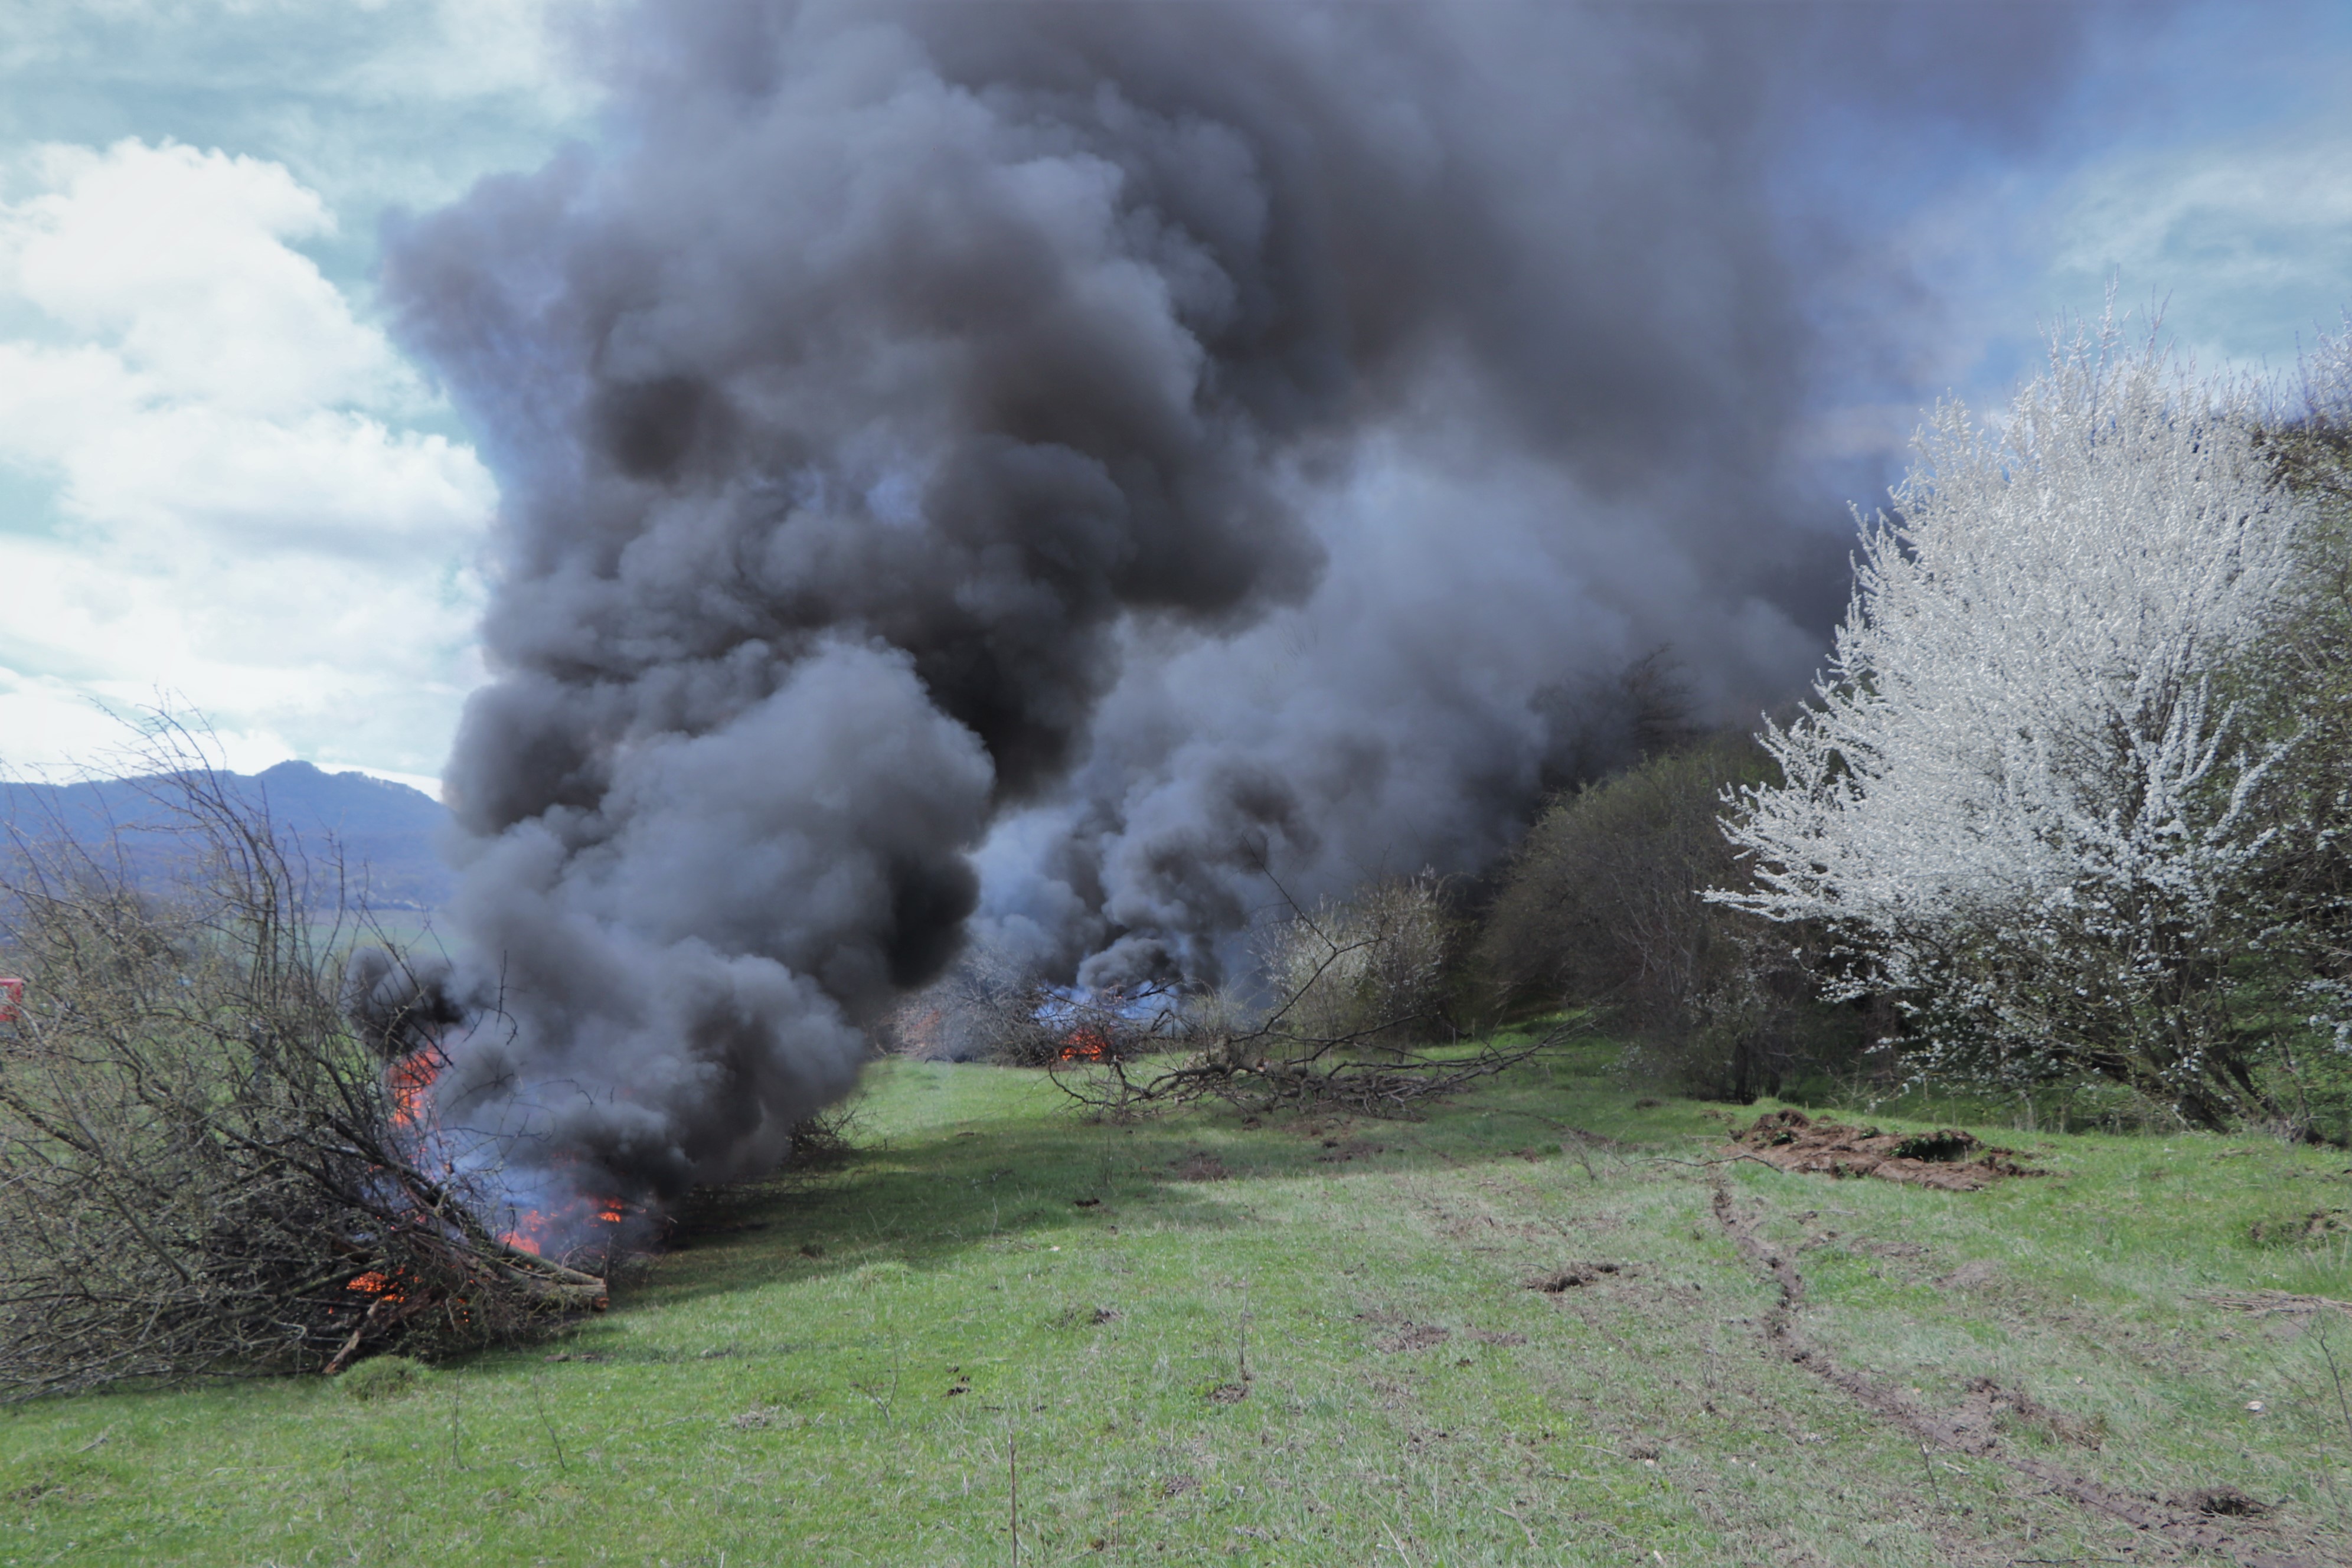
383;0;2102;1200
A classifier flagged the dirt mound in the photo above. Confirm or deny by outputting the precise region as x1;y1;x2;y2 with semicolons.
1525;1262;1626;1292
2177;1487;2271;1519
1372;1324;1451;1353
1732;1109;2037;1190
1955;1375;2103;1449
2249;1209;2352;1246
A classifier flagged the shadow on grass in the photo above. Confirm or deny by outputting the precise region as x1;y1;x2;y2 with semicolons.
625;1031;1711;1312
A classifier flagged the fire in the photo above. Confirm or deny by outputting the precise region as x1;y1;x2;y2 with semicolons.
1057;1027;1112;1062
387;1047;442;1129
346;1269;406;1303
497;1193;636;1258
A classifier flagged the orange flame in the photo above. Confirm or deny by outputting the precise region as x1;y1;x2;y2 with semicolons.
1057;1027;1111;1062
497;1194;634;1257
387;1049;442;1129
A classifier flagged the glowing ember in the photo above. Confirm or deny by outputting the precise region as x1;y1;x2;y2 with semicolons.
346;1270;405;1302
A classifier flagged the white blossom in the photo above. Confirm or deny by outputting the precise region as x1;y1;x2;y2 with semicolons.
1713;315;2315;1121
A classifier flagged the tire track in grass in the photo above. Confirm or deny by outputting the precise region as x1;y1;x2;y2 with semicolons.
1710;1176;2321;1568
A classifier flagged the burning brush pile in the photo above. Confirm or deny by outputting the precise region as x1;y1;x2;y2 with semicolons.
0;753;610;1399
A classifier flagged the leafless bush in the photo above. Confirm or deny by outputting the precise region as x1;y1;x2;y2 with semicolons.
0;724;596;1399
1052;873;1551;1119
1256;873;1449;1050
879;941;1188;1066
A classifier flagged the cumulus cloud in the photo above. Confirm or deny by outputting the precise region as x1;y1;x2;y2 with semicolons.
0;138;492;780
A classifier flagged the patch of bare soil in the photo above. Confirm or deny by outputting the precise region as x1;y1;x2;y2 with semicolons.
1169;1151;1229;1182
1709;1177;2320;1568
1464;1328;1528;1347
2197;1289;2352;1318
1314;1138;1390;1164
1372;1323;1451;1354
1951;1374;2105;1449
1933;1260;2001;1292
1524;1262;1626;1293
1732;1109;2037;1190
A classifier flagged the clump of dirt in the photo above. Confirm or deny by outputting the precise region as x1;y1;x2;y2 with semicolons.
1732;1109;2037;1190
1050;1304;1122;1329
1373;1324;1451;1353
2249;1209;2351;1246
1525;1262;1625;1292
1170;1152;1229;1182
2176;1486;2269;1518
1933;1260;2001;1292
1956;1376;2104;1449
1464;1328;1528;1346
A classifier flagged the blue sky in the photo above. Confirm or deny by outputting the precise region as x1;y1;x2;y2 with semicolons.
1;0;2346;795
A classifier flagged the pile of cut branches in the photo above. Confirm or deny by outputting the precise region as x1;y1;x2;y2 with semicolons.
1053;1018;1561;1119
0;726;595;1399
1052;877;1556;1119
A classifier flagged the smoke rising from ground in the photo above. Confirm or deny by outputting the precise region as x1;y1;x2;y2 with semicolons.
382;0;2103;1200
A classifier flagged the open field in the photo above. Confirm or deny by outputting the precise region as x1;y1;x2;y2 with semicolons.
5;1034;2351;1566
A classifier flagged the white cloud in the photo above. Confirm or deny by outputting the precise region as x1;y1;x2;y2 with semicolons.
4;139;409;414
2047;127;2352;374
0;138;491;782
344;0;611;112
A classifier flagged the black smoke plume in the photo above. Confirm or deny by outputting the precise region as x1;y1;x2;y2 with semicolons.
381;0;2106;1206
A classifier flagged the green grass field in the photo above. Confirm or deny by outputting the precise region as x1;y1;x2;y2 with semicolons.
5;1033;2351;1566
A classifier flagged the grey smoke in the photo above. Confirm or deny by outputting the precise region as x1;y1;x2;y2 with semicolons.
381;0;2106;1201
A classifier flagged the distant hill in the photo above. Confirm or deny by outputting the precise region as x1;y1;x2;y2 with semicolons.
2;761;453;912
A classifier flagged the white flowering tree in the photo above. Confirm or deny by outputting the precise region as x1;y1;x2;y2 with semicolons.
1713;319;2322;1128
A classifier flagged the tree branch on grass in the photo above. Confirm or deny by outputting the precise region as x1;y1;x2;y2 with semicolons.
1048;872;1559;1119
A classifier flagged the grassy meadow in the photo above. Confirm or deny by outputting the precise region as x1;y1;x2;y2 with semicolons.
5;1032;2351;1566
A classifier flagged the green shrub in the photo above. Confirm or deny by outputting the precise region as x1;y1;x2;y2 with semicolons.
1477;734;1864;1100
338;1355;430;1402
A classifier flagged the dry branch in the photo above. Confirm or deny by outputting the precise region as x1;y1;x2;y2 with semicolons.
1048;874;1557;1119
0;717;596;1397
